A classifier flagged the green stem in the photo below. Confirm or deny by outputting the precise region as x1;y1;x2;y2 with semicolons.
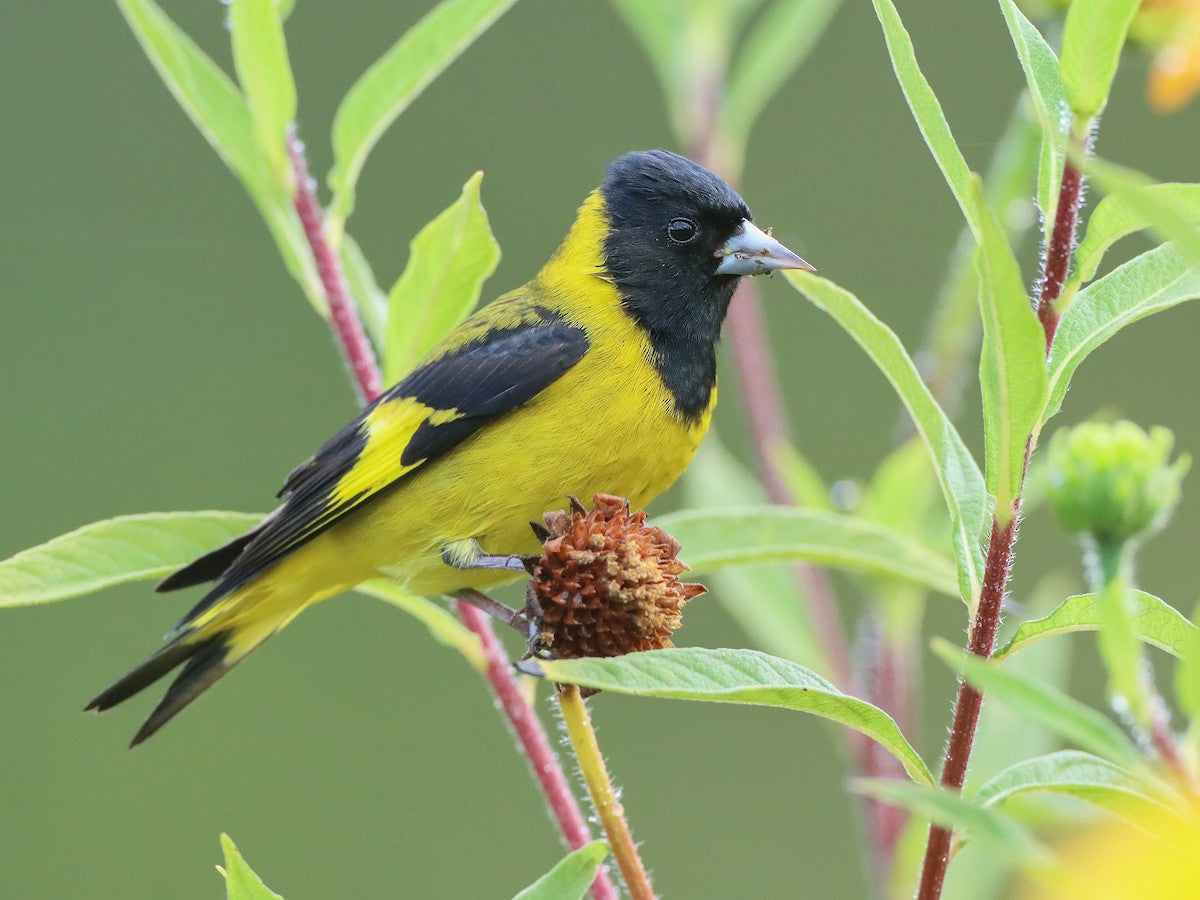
558;685;655;900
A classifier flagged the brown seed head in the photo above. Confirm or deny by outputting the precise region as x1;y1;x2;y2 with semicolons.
526;494;705;659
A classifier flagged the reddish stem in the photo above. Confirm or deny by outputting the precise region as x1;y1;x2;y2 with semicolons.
459;604;618;900
917;513;1017;900
287;129;382;403
287;133;613;900
1036;159;1084;350
917;137;1090;899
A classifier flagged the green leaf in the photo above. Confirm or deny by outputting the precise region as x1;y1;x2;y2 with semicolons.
512;842;609;900
1045;243;1200;420
520;647;933;785
719;0;843;157
339;233;389;349
972;751;1171;819
997;0;1066;244
1059;0;1140;118
1071;183;1200;291
784;270;986;605
995;590;1197;661
681;438;825;671
354;580;485;672
653;506;959;598
970;177;1048;520
0;512;262;607
328;0;517;232
116;0;262;188
229;0;297;186
384;172;501;381
1096;575;1153;728
859;438;942;538
933;638;1141;767
1174;602;1200;720
1086;160;1200;271
870;0;978;238
115;0;321;311
609;0;685;136
772;441;833;512
220;834;284;900
852;778;1048;869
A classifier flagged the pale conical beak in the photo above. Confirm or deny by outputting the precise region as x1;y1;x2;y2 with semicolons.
715;219;813;276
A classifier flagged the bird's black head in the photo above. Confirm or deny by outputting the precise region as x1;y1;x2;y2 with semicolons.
601;150;751;341
598;150;809;420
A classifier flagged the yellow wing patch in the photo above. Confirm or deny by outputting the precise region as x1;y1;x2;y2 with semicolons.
329;397;438;508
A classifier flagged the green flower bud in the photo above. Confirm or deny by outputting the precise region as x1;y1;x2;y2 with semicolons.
1046;420;1190;545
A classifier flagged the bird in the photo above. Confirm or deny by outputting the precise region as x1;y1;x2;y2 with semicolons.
86;149;811;745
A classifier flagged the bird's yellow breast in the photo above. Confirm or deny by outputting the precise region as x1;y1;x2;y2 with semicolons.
274;191;715;600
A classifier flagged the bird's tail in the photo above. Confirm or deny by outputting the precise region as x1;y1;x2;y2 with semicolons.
85;583;300;746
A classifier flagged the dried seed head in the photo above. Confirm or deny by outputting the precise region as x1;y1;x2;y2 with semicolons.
526;494;705;659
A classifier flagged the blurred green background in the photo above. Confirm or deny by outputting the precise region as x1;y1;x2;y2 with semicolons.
3;1;1199;897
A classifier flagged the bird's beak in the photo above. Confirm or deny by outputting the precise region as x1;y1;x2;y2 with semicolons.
715;219;813;276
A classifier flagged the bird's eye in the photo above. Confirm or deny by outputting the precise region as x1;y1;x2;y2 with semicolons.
666;217;698;243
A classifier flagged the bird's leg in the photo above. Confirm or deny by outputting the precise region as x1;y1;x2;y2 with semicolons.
453;588;531;636
441;538;539;575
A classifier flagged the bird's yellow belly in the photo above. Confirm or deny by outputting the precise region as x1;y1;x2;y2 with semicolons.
292;347;713;600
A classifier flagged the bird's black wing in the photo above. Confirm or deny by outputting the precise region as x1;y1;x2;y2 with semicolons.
166;309;590;624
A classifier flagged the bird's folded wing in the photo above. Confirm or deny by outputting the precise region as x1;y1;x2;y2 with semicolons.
190;310;590;614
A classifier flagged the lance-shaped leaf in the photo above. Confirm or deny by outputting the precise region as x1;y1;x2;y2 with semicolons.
385;172;500;382
995;590;1197;661
229;0;296;186
512;842;609;900
1071;184;1200;293
933;638;1141;768
870;0;978;238
1045;243;1200;420
998;0;1067;244
115;0;321;310
785;270;986;605
971;177;1048;520
1086;160;1200;270
328;0;517;232
220;834;284;900
0;512;261;607
1059;0;1140;118
653;506;959;598
853;779;1049;869
520;648;933;785
719;0;843;158
972;750;1173;820
1174;602;1200;720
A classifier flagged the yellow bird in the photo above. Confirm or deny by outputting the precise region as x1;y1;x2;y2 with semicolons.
88;149;811;744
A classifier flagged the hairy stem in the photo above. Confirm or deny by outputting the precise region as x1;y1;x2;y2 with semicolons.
287;129;382;403
917;125;1092;900
288;132;614;900
557;684;655;900
460;605;618;900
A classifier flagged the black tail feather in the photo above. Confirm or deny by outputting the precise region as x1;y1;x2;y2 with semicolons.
129;636;233;746
157;528;261;593
85;631;233;747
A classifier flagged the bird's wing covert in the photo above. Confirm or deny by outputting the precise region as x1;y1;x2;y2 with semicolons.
186;311;590;617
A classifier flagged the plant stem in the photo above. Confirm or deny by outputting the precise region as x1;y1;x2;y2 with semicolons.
917;512;1017;900
916;123;1092;900
459;604;618;900
287;132;615;900
287;128;382;403
557;684;655;900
